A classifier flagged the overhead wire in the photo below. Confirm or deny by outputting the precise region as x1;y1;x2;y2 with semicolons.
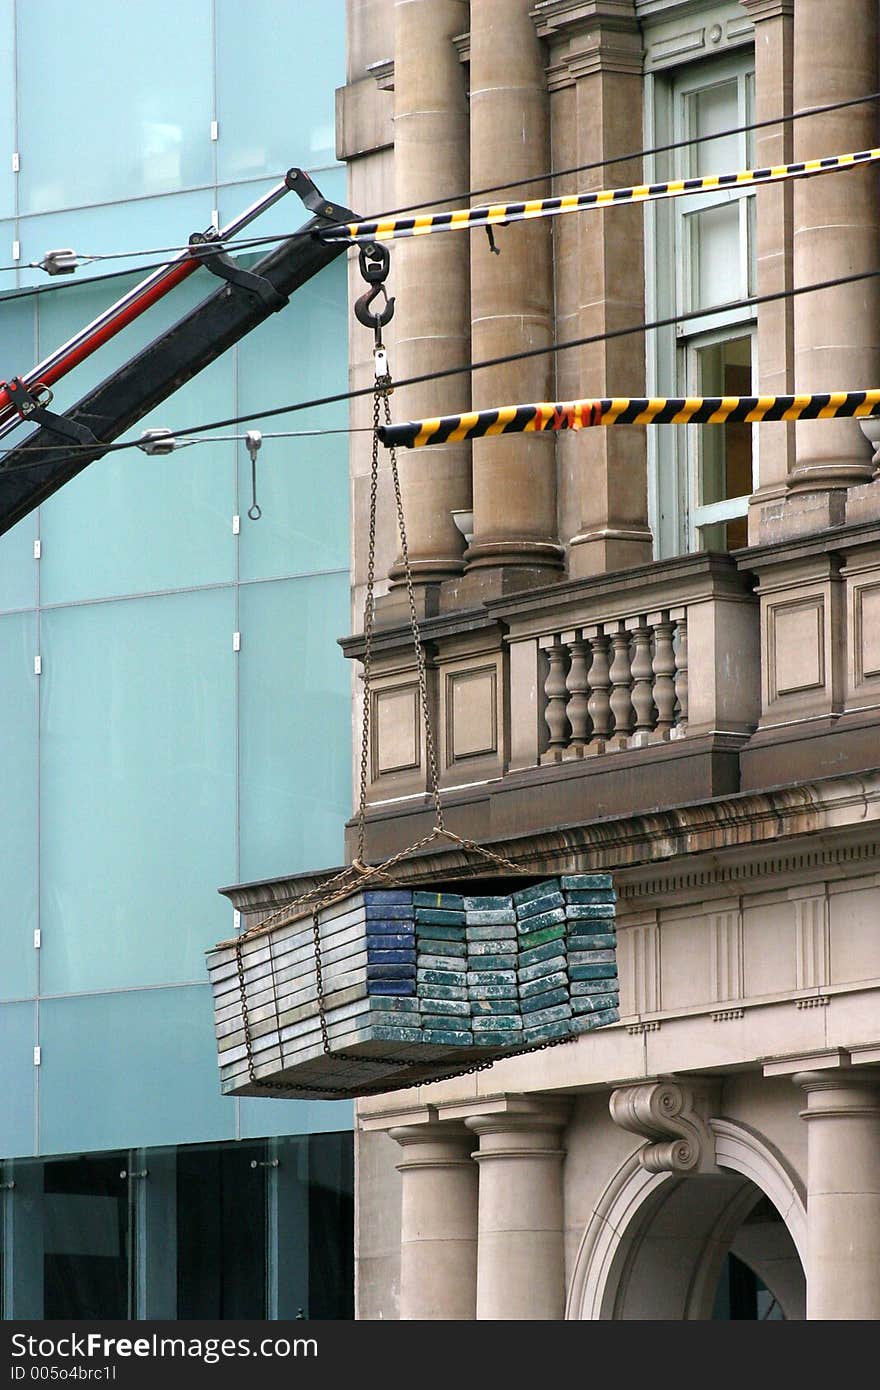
1;88;879;283
2;266;879;473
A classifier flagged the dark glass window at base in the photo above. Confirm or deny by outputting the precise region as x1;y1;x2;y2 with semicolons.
176;1142;267;1319
43;1154;131;1320
2;1132;353;1320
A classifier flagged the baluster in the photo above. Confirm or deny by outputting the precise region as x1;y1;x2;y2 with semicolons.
608;623;635;747
564;635;591;758
673;613;688;735
630;619;657;745
652;611;677;738
586;630;612;751
541;640;571;763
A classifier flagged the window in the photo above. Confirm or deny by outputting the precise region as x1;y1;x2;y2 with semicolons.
646;50;757;556
0;1136;353;1319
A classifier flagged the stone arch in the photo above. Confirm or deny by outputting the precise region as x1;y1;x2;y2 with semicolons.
566;1117;807;1319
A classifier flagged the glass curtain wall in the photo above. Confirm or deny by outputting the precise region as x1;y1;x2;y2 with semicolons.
0;0;355;1326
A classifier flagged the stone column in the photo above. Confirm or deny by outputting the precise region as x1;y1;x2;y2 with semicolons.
389;0;472;589
466;0;562;589
789;0;879;514
389;1123;478;1319
741;0;796;540
536;2;653;578
465;1100;569;1319
794;1069;880;1320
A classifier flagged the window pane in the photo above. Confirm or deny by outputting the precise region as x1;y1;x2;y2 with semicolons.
238;574;351;884
0;514;37;617
215;0;344;182
688;79;740;177
696;335;753;506
687;200;742;312
697;517;749;550
16;0;213;213
0;1003;36;1156
0;3;13;218
176;1140;267;1319
0;612;37;1000
307;1132;354;1319
42;1154;130;1319
38;987;234;1155
40;590;235;994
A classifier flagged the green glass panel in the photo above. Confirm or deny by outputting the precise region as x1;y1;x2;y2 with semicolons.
39;589;235;993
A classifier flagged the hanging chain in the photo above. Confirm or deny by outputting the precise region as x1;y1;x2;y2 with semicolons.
355;388;382;865
381;380;445;831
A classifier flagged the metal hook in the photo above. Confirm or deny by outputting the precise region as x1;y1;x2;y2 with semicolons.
354;281;396;334
246;429;262;520
354;241;395;345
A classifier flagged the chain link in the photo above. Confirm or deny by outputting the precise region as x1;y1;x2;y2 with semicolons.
356;388;381;865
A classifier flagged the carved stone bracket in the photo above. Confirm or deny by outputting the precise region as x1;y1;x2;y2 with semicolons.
609;1080;718;1174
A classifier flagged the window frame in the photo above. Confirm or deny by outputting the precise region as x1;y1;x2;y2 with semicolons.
644;37;758;559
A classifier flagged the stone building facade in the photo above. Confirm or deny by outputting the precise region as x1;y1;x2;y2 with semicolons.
330;0;880;1319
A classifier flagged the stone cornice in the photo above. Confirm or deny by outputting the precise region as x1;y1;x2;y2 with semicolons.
531;0;643;86
220;770;880;921
739;0;793;21
532;0;640;36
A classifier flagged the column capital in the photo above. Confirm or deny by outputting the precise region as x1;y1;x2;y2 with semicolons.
532;0;643;87
793;1067;880;1120
463;1097;571;1142
388;1122;476;1172
739;0;793;22
609;1078;719;1174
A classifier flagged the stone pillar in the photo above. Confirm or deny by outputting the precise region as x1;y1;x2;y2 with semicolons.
466;0;562;589
465;1100;569;1319
794;1069;880;1320
389;0;472;588
789;0;879;512
389;1123;478;1319
537;2;653;578
742;0;796;540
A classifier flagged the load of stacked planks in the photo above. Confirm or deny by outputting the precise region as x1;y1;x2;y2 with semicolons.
207;875;620;1101
512;873;619;1043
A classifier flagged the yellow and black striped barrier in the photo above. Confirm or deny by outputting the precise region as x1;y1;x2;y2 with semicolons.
322;146;880;244
378;389;880;450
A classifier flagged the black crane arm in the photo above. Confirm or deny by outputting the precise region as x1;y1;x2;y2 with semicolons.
0;182;356;537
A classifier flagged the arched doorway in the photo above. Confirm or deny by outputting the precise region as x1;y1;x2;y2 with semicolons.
566;1121;806;1319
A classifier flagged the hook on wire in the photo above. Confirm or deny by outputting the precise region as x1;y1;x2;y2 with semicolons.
246;429;262;520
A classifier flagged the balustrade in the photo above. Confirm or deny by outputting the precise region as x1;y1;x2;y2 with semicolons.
540;609;688;761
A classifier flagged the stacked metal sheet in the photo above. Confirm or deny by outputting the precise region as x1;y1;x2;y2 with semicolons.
207;873;620;1100
464;894;523;1047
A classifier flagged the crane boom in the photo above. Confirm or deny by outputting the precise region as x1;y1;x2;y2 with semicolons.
0;171;356;537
